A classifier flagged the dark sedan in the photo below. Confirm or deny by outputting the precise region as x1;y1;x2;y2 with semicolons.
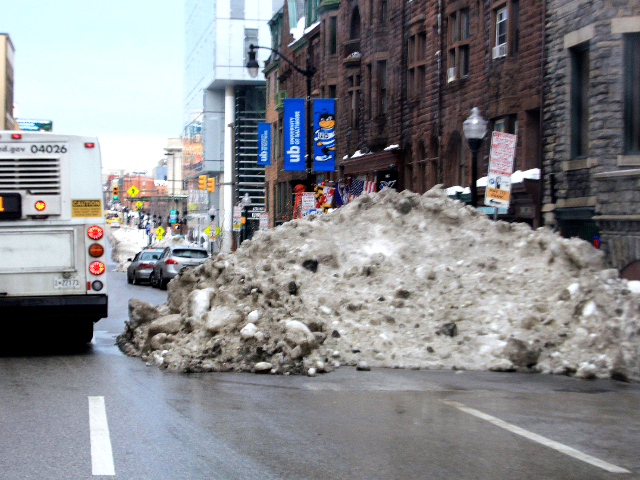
127;249;164;285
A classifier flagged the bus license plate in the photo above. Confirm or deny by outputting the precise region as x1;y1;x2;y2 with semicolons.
54;277;80;289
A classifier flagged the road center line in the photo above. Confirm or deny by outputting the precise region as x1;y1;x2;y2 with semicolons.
440;399;631;474
88;396;115;476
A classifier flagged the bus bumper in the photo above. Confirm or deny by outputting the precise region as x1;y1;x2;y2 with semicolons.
0;294;108;320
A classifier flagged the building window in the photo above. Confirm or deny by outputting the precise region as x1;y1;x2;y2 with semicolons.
496;7;507;47
329;17;337;55
328;84;337;99
459;139;466;186
625;33;640;154
350;6;361;40
448;8;470;81
493;115;517;135
380;0;388;23
409;31;428;96
306;0;318;25
377;60;387;115
570;45;589;158
347;75;361;128
367;63;372;119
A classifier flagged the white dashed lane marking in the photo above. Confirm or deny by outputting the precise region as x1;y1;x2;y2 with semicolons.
441;400;631;474
88;396;115;476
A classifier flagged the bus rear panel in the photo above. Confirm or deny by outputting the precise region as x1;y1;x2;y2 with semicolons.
0;132;108;340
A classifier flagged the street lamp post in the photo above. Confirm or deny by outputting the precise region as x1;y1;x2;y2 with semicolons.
240;192;251;244
462;107;488;208
246;44;315;183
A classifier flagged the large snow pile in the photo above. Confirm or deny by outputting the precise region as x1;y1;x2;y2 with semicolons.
116;187;640;380
109;227;189;272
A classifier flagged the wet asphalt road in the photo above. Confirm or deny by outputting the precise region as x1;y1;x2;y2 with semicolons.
0;234;638;479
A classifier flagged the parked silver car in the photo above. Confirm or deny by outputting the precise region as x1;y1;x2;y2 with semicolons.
127;248;164;285
150;245;209;289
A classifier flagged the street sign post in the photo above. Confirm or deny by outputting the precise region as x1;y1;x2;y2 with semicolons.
127;185;140;198
232;206;242;232
259;212;269;231
485;132;516;210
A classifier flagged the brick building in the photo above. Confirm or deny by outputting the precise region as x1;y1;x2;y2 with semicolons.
543;1;640;278
262;0;544;228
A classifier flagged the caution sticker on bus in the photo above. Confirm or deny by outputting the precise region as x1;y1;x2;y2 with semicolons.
71;199;102;217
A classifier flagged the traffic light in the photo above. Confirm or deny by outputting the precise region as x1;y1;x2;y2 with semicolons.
198;175;207;190
207;177;215;192
112;185;119;199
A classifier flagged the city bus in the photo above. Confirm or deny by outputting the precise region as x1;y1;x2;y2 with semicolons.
0;131;108;343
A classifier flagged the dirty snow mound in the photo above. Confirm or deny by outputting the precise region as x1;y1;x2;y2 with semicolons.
116;187;640;380
108;227;148;272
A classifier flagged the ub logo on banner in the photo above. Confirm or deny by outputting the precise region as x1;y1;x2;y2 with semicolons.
313;99;336;172
283;98;306;171
257;123;271;166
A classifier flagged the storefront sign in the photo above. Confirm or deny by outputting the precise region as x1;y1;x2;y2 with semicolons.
300;192;316;217
283;98;305;171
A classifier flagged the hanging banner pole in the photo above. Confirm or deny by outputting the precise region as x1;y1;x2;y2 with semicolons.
257;122;271;166
283;98;306;171
312;99;336;172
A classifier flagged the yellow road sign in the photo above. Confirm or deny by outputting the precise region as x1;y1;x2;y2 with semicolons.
127;185;140;197
155;226;165;237
136;201;143;210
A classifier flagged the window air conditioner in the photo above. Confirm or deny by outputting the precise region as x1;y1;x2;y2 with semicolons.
447;67;456;82
492;44;507;59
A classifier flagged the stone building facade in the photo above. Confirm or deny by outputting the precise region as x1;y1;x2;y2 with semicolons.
263;0;544;228
543;1;640;277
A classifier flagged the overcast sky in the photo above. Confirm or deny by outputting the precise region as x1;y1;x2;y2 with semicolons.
1;1;184;172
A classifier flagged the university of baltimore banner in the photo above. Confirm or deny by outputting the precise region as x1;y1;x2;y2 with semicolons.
283;98;305;171
257;122;271;166
313;99;336;172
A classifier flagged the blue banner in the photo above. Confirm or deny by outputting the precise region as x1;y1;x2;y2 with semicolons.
257;122;271;166
313;99;336;172
283;98;305;171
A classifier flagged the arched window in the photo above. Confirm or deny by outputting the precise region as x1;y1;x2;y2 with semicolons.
350;6;361;40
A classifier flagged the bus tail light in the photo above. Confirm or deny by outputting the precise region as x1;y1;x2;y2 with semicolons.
165;258;178;265
34;200;46;211
87;225;104;240
11;134;22;139
89;243;104;257
89;261;105;275
85;142;95;148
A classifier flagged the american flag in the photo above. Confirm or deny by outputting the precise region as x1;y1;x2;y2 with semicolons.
348;180;376;201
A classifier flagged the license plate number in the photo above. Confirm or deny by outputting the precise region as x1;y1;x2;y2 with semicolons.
54;277;80;289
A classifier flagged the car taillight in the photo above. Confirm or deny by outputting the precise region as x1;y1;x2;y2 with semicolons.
165;258;178;265
139;263;154;268
89;261;105;275
87;225;104;240
89;243;104;257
